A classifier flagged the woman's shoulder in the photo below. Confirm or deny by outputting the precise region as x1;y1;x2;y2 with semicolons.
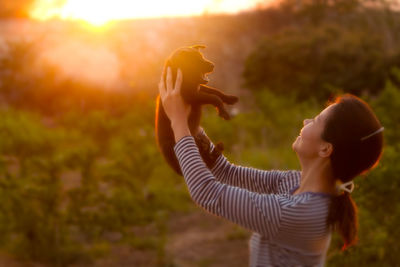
276;170;301;194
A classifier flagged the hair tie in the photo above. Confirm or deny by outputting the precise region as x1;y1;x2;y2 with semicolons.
360;127;384;141
336;180;354;194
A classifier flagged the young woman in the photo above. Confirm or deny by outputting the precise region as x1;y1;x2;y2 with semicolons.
158;67;384;266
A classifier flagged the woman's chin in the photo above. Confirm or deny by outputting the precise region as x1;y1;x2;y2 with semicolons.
292;136;299;151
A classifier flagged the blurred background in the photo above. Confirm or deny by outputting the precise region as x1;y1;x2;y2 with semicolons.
0;0;399;266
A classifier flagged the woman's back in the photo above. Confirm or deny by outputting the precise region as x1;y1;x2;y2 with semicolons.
250;170;332;266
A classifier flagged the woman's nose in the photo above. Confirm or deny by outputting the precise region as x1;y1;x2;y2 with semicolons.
303;119;311;126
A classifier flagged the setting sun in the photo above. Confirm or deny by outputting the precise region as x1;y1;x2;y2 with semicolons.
30;0;272;26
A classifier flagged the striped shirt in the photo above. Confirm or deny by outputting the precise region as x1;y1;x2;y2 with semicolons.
173;133;333;267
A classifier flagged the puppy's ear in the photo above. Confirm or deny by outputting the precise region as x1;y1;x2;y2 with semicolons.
191;44;206;50
162;59;174;80
163;60;170;76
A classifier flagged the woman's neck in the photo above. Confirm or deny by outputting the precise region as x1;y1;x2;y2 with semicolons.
295;158;336;195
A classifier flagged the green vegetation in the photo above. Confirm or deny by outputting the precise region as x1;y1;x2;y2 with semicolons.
244;23;397;100
0;106;192;265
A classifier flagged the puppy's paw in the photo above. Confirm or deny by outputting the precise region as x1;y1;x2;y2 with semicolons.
224;95;239;105
214;142;224;153
208;141;224;169
217;108;231;120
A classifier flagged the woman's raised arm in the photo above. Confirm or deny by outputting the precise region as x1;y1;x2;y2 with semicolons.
196;127;297;194
174;135;284;237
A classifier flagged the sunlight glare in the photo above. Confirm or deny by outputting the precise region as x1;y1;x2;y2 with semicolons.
31;0;271;26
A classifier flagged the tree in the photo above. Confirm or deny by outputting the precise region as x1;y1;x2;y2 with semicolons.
243;23;398;101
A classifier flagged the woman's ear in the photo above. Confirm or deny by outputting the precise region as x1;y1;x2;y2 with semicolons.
319;142;333;158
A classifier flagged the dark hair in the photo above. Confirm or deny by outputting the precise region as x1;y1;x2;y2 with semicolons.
321;94;384;250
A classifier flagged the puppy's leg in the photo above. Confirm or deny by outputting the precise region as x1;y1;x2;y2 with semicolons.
195;92;231;120
194;131;224;170
199;85;238;105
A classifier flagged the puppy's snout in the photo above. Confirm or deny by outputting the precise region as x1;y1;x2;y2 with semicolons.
205;61;214;72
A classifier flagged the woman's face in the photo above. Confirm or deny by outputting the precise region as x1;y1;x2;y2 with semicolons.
292;104;336;159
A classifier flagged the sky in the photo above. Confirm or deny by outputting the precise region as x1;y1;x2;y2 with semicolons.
30;0;275;25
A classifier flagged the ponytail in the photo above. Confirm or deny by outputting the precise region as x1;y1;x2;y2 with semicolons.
321;94;384;251
327;191;358;250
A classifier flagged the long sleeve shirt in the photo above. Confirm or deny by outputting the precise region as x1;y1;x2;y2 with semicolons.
173;131;333;266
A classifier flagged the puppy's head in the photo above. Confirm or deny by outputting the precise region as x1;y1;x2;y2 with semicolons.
166;45;214;86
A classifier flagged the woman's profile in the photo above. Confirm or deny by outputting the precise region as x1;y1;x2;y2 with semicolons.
158;67;384;266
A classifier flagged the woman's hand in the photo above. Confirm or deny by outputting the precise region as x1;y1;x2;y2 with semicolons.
159;66;191;142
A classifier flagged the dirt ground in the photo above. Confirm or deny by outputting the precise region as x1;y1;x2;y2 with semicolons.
164;209;250;267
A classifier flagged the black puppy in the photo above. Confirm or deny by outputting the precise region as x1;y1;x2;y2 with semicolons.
155;45;239;175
